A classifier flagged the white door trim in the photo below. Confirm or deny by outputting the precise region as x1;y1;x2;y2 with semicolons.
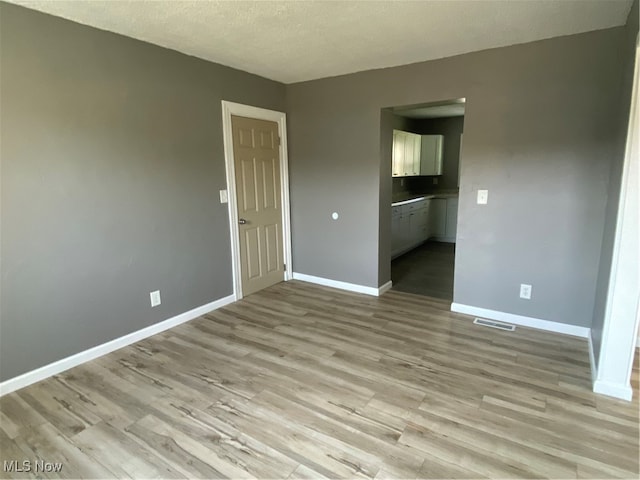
221;101;293;300
593;37;640;401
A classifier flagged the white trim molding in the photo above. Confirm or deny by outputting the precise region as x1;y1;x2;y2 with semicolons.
593;380;633;402
378;280;393;296
0;294;236;397
292;273;391;297
221;101;293;300
588;332;598;386
450;303;590;338
593;38;640;402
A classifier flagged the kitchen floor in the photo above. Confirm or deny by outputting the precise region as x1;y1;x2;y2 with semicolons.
391;241;455;300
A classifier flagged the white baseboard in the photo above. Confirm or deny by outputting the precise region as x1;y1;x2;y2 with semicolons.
0;294;236;397
450;303;590;338
292;272;390;297
588;332;598;385
593;379;633;401
378;280;393;296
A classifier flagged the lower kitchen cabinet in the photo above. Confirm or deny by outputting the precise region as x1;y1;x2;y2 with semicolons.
391;195;458;258
391;211;409;254
430;196;458;243
430;199;447;237
391;198;431;259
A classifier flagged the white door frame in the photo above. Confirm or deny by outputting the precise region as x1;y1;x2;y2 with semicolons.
593;36;640;401
221;101;293;300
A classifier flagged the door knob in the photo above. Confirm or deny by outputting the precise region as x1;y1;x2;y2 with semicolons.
238;218;247;225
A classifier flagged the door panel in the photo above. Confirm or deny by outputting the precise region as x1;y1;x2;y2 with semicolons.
262;157;277;209
264;223;280;273
244;227;262;279
232;115;285;296
240;159;258;212
238;127;253;147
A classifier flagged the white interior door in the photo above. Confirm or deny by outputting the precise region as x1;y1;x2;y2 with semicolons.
231;115;285;296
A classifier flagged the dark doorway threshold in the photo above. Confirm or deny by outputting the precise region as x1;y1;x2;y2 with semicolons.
391;241;455;300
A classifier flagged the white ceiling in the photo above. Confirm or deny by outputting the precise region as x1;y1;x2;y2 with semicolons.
8;0;634;84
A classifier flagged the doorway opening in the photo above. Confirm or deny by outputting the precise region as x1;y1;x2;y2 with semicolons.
385;98;465;300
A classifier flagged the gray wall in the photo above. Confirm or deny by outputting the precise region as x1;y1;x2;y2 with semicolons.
591;0;638;363
0;3;285;381
286;27;630;327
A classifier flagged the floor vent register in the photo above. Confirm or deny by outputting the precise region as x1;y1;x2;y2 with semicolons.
473;317;516;331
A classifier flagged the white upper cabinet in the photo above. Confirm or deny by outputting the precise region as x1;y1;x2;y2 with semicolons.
405;133;421;176
392;131;442;177
420;135;444;176
392;130;422;177
392;130;405;177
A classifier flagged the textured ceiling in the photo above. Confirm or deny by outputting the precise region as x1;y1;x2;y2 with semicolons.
8;0;634;84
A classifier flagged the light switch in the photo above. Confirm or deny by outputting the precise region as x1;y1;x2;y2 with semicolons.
477;189;488;205
219;189;228;203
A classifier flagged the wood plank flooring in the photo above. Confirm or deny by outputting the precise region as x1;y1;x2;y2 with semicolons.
1;281;638;479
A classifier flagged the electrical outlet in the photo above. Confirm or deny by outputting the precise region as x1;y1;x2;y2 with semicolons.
477;189;488;205
433;178;438;185
519;284;532;300
150;290;161;307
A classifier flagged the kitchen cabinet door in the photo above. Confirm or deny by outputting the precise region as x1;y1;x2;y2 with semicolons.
421;135;444;176
421;200;431;241
445;197;459;241
391;213;402;255
393;130;421;177
403;133;412;176
398;214;411;249
408;210;423;244
407;133;421;176
430;198;447;237
392;130;405;177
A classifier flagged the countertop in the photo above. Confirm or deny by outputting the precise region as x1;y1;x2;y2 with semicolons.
392;191;459;206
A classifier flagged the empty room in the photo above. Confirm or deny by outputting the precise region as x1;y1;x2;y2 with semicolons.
1;0;639;478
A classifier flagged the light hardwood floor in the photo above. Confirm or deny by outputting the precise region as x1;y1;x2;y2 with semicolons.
1;281;638;479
